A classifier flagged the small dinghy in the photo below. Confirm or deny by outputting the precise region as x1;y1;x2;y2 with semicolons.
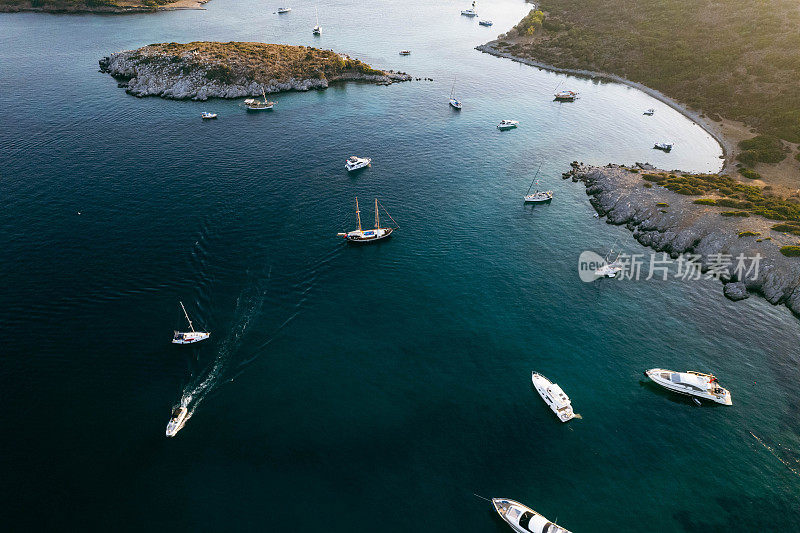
478;19;493;26
337;197;398;244
492;498;572;533
654;142;673;152
172;301;210;344
201;112;218;119
643;108;655;115
399;50;411;56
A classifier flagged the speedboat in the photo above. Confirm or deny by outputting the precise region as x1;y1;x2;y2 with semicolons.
554;90;578;101
244;89;275;111
172;301;210;345
461;1;478;16
531;372;576;422
277;7;291;13
201;112;217;119
399;50;411;56
654;142;673;151
497;119;519;130
643;108;655;115
645;369;732;405
337;197;397;244
479;19;493;26
165;406;188;437
345;156;371;172
492;498;572;533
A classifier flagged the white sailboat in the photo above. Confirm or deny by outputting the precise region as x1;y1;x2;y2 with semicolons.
594;248;623;278
449;78;462;109
313;6;321;35
172;301;210;344
337;197;398;243
461;0;478;16
523;163;553;203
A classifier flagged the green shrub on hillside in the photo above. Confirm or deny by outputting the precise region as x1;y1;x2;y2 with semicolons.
512;10;546;36
780;245;800;256
736;135;788;166
693;198;717;205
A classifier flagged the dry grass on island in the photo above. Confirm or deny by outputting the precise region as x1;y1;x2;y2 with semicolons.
485;1;800;191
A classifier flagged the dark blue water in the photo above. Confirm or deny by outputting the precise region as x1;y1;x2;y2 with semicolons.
2;1;799;530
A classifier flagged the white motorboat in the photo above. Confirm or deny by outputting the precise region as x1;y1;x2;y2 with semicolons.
492;498;572;533
643;108;655;115
654;142;673;151
165;405;188;437
554;90;578;101
313;6;321;34
399;50;411;56
337;197;398;244
201;112;218;119
531;372;576;422
479;19;493;26
461;1;478;16
244;89;275;111
449;78;462;109
345;155;371;172
523;163;553;203
498;119;519;130
172;301;210;345
277;7;291;13
645;369;732;405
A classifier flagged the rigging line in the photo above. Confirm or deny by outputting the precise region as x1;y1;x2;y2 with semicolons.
472;493;491;502
750;431;800;478
527;161;544;195
377;200;400;229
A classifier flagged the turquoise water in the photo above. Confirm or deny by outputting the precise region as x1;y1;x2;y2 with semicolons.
2;0;799;530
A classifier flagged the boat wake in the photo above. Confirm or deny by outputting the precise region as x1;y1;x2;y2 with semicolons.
750;431;800;478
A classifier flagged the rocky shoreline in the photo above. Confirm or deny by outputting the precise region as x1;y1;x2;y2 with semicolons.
565;163;800;315
99;42;411;101
1;0;207;13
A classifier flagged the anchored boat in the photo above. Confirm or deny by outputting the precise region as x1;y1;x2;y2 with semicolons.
201;112;218;119
497;119;519;130
523;163;553;203
461;1;478;16
449;78;462;109
594;249;623;278
313;6;321;35
645;369;732;405
399;50;411;56
345;155;371;172
337;197;398;243
277;7;291;13
244;89;275;111
644;108;655;115
479;19;493;26
492;498;572;533
554;90;578;101
531;372;576;422
172;301;210;344
654;142;673;151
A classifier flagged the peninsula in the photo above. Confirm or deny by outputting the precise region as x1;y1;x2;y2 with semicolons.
100;42;411;100
1;0;206;13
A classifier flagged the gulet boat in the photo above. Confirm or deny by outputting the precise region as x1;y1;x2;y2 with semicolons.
492;498;572;533
645;369;732;405
337;197;398;243
532;372;576;422
172;301;210;344
244;89;275;111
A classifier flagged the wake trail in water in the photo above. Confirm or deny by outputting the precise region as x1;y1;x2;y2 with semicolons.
750;431;800;479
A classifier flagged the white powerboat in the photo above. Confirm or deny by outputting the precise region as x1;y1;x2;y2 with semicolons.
201;112;217;119
337;197;397;243
165;406;188;437
643;108;655;115
461;1;478;16
479;19;493;26
645;369;732;405
277;7;291;13
172;301;210;345
531;372;576;422
399;50;411;56
523;163;553;203
492;498;572;533
244;89;275;111
654;142;673;151
498;119;519;130
554;90;578;101
345;156;371;171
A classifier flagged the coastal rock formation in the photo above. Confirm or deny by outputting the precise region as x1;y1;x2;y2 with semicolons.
99;42;411;101
565;163;800;315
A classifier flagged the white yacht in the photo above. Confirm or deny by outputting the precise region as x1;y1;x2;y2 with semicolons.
165;406;188;437
531;372;576;422
645;369;732;405
172;301;210;345
554;90;578;101
201;112;217;119
497;119;519;130
461;1;478;16
399;50;411;56
654;142;673;151
523;163;553;203
244;89;275;111
492;498;572;533
643;108;655;115
345;156;371;172
337;197;397;243
277;7;291;13
479;19;493;26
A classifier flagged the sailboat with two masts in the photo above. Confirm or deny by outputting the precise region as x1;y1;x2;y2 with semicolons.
337;197;398;243
172;301;210;344
523;163;554;203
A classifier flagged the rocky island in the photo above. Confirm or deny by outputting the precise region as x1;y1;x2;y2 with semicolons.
99;42;411;101
1;0;207;14
566;162;800;315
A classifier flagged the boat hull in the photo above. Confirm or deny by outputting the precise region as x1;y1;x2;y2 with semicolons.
343;227;393;243
172;331;210;344
645;369;732;405
524;193;553;203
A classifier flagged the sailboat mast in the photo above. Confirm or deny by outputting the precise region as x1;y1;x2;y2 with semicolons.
179;301;195;333
355;197;362;231
527;162;544;195
375;198;380;228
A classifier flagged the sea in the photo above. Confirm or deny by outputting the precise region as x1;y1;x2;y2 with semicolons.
2;0;799;530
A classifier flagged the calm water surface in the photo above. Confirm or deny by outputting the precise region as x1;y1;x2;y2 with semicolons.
2;0;799;531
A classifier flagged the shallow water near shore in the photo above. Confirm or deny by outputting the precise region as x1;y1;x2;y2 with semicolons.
2;0;799;531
